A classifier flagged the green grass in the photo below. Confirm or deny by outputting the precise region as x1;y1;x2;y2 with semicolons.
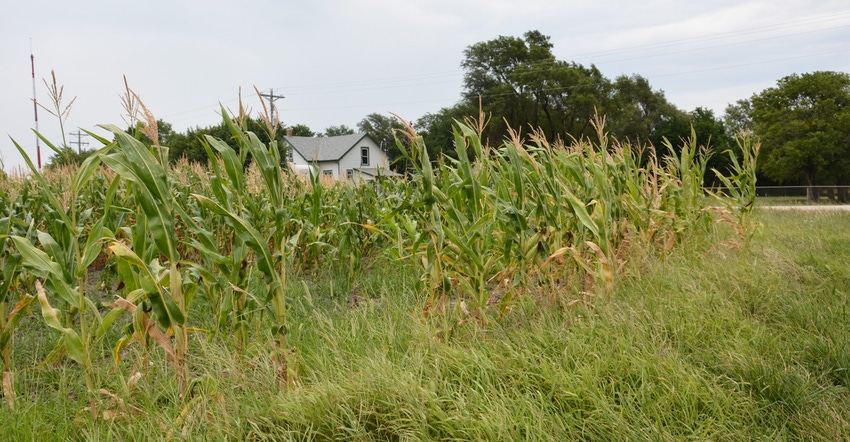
2;211;849;441
755;195;850;206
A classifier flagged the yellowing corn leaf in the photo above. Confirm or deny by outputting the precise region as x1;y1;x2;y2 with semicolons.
34;280;86;367
106;296;176;364
586;241;614;294
3;371;15;409
0;294;35;352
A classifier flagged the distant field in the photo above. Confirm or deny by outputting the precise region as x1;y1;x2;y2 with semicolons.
753;187;850;206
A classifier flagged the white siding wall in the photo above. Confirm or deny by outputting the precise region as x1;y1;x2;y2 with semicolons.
316;161;338;179
288;136;391;181
338;138;390;179
290;149;308;166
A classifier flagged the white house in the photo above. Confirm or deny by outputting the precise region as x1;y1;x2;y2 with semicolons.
282;133;399;183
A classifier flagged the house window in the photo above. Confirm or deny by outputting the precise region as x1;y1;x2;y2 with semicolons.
361;146;369;166
286;148;293;162
322;170;333;177
346;169;353;179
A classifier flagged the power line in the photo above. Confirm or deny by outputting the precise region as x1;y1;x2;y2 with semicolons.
586;24;850;65
158;11;849;122
269;11;850;98
259;88;285;126
565;10;850;60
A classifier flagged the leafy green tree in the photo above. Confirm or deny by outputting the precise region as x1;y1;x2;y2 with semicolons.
751;71;850;202
415;104;474;161
460;31;682;147
286;124;315;137
323;125;355;137
723;98;753;137
45;146;96;168
461;30;560;144
609;75;684;145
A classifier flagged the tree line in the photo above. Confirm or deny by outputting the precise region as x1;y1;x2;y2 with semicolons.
49;31;850;201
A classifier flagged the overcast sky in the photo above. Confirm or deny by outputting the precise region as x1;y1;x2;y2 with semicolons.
2;0;848;171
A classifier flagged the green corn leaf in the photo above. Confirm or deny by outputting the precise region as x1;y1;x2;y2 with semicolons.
11;236;76;307
33;130;65;157
96;289;145;339
192;194;277;279
81;220;111;270
110;243;160;295
10;138;74;230
109;242;183;329
10;236;63;280
81;127;113;146
71;144;107;195
0;253;20;305
36;231;69;280
204;135;245;197
100;127;178;262
41;278;78;310
561;187;599;239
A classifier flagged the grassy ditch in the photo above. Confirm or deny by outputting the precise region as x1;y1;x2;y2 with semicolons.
1;210;848;440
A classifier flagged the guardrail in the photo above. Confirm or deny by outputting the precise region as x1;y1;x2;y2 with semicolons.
707;186;850;205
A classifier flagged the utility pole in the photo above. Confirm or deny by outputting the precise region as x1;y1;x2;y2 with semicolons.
68;130;89;154
259;88;285;129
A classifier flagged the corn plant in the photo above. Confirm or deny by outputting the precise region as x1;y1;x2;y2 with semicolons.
192;107;294;386
8;135;114;396
99;125;193;392
391;113;748;319
709;130;761;247
0;209;33;410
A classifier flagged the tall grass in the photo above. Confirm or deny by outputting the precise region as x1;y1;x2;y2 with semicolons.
1;210;847;440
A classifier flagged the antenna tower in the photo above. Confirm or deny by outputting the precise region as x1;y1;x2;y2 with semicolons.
30;41;41;169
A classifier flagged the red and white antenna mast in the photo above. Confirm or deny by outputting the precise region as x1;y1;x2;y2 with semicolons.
30;40;41;169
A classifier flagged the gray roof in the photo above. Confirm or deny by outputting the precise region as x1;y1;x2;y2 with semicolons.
283;133;373;162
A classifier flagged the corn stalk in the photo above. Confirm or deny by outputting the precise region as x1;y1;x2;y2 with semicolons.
0;211;33;409
191;107;293;387
99;126;191;392
8;136;113;398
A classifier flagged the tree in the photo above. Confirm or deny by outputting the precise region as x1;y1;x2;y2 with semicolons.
751;71;850;202
723;98;753;137
609;74;683;145
45;146;96;168
652;107;736;185
286;124;315;137
323;125;355;137
461;30;559;144
460;31;681;147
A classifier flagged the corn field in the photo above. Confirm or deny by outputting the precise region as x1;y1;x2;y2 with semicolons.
0;108;758;416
